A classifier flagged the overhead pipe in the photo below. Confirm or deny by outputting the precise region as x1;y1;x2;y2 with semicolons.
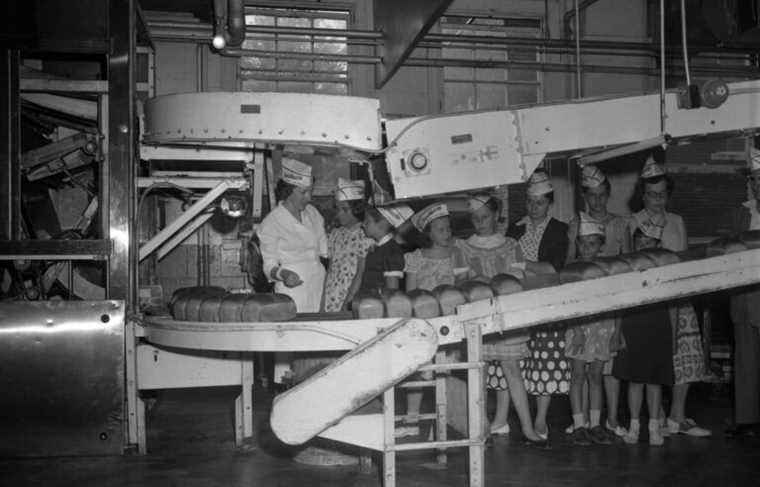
226;0;245;47
211;0;245;50
147;21;758;55
225;47;753;78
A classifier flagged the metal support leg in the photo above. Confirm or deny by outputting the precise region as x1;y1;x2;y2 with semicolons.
125;319;140;451
465;322;485;487
235;356;255;446
136;395;147;454
383;387;396;487
435;350;447;465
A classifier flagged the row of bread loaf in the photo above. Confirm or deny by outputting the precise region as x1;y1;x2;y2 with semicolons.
170;286;297;322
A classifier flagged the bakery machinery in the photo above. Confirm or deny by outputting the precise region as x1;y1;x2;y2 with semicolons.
132;80;760;486
4;73;760;487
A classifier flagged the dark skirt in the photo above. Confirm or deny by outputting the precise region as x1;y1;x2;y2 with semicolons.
613;305;674;385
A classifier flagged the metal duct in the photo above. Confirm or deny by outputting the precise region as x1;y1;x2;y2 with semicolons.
212;0;244;49
225;0;244;47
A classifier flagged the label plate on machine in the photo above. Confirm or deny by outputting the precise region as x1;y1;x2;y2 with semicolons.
385;110;531;199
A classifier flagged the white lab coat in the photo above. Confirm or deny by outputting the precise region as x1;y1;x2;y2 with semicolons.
258;203;328;384
259;203;328;312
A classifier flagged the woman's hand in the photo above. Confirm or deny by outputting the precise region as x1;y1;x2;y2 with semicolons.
280;268;304;288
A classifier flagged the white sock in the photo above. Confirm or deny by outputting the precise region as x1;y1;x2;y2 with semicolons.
589;409;601;428
573;413;585;429
649;418;660;430
629;418;640;431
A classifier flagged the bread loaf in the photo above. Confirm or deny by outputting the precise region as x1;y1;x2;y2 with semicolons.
380;289;413;318
407;289;441;318
171;286;225;320
458;280;494;303
433;284;467;315
518;262;559;290
258;293;297;322
706;237;747;257
218;293;248;322
489;274;523;296
592;257;632;276
199;295;224;322
740;230;760;249
639;248;681;266
620;251;657;271
559;261;606;283
178;287;227;321
352;291;385;319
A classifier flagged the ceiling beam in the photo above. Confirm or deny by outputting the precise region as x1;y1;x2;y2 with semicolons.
374;0;453;89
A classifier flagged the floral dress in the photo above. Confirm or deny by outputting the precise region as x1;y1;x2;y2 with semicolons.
632;210;705;384
517;217;572;396
323;223;374;312
455;234;529;390
403;247;469;292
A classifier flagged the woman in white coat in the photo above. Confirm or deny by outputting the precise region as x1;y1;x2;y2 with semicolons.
259;157;328;384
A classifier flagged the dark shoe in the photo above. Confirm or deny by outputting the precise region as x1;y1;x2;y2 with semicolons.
588;425;614;445
568;427;592;446
522;437;551;449
725;424;759;439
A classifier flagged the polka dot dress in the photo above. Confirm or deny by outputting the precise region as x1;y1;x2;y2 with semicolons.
486;361;508;390
522;323;571;395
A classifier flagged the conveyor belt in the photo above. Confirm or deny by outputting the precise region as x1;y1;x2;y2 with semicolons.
139;248;760;445
141;248;760;352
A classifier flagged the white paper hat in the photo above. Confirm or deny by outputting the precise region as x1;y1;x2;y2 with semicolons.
641;155;666;179
377;204;414;228
581;165;606;188
749;147;760;173
577;212;605;237
527;170;553;196
634;211;665;240
281;157;313;188
335;177;365;201
412;203;449;231
467;194;491;213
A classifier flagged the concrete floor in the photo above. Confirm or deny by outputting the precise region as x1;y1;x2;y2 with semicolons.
2;385;759;487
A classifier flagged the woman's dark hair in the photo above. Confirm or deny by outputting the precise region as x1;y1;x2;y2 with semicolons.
629;174;675;212
347;199;367;222
546;191;555;204
632;227;660;245
275;179;296;203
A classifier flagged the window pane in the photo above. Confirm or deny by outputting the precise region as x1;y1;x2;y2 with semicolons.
314;60;347;73
476;68;506;82
314;18;346;30
242;37;275;51
278;58;313;72
508;85;539;106
444;83;475;112
246;15;274;26
278;37;311;53
240;56;276;70
445;66;474;81
315;82;348;95
476;84;506;110
278;81;313;93
278;17;310;28
509;69;538;82
241;79;276;92
315;38;347;55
